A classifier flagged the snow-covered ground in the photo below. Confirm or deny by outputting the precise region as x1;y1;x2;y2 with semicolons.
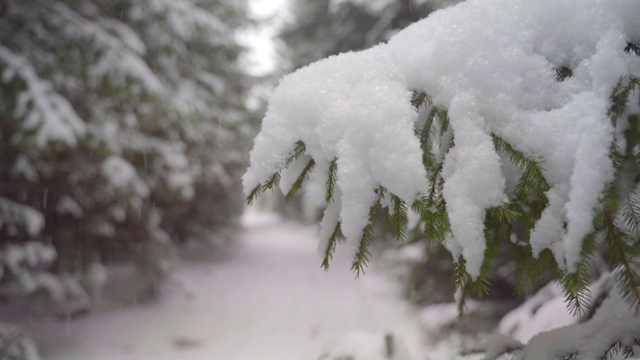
20;209;437;360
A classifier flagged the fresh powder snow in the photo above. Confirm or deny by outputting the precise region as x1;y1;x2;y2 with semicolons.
14;210;430;360
244;0;640;278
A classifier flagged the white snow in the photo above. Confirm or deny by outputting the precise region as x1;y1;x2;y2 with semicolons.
20;210;426;360
0;46;86;147
516;277;640;360
245;0;640;277
101;156;150;198
46;1;165;95
498;282;577;344
0;198;45;238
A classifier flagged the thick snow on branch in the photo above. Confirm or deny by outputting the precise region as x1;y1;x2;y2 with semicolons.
245;0;640;276
0;198;44;237
130;0;228;42
45;1;165;95
0;46;86;147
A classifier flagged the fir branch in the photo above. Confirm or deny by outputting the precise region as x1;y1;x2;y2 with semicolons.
391;195;408;241
493;134;550;199
613;262;640;314
625;42;640;56
285;140;306;166
453;256;470;316
321;222;343;271
605;223;640;312
246;184;263;205
411;91;432;109
262;172;280;192
471;237;496;299
411;196;430;219
285;159;316;200
437;108;450;135
622;193;640;234
247;172;281;204
351;222;374;278
487;203;521;224
555;66;573;82
325;158;338;203
427;207;450;243
514;248;559;295
609;76;640;124
427;163;444;204
561;234;597;317
413;195;450;243
247;141;307;205
420;107;438;151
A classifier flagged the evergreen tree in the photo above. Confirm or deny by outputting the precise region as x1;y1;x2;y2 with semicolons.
0;0;253;316
281;0;437;71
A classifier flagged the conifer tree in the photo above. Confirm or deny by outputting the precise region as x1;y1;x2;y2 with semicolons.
0;0;253;315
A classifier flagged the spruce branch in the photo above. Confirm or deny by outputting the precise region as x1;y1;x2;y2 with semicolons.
285;159;316;200
321;222;343;271
351;222;374;278
609;76;640;125
625;41;640;56
561;234;597;317
325;158;338;203
514;248;559;295
246;184;263;205
246;172;281;204
262;172;280;192
391;195;408;241
453;256;470;315
622;193;640;234
493;134;550;200
487;202;522;224
605;221;640;312
247;140;308;204
285;140;307;166
555;66;573;82
411;91;432;109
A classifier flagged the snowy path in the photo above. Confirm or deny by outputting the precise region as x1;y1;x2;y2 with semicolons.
29;212;427;360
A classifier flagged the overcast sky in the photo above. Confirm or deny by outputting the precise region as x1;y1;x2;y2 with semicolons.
240;0;290;76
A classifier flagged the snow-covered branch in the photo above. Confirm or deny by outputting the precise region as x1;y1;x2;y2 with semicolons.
245;0;640;278
0;46;86;147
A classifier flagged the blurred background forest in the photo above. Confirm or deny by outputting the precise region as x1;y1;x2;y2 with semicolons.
0;0;516;359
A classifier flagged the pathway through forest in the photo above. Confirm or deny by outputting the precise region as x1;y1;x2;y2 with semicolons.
29;210;428;360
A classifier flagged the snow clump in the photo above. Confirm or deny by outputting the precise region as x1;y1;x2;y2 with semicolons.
244;0;640;277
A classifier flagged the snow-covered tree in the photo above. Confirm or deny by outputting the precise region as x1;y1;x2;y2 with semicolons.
245;0;640;357
281;0;438;71
0;0;253;315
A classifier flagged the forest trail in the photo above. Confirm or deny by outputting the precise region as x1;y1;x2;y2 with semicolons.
30;210;426;360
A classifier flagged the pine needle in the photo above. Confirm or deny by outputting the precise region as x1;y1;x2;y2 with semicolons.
391;195;408;241
285;159;315;200
325;158;338;203
351;222;374;278
321;222;343;271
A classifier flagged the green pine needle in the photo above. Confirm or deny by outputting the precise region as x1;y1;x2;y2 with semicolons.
622;194;640;234
285;159;316;200
285;140;307;166
351;222;374;279
411;91;432;109
321;222;343;271
391;195;408;241
605;224;640;313
246;184;263;205
262;172;280;192
561;234;597;317
325;158;338;203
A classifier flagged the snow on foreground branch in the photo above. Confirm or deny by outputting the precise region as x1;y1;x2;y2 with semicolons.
245;0;640;325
